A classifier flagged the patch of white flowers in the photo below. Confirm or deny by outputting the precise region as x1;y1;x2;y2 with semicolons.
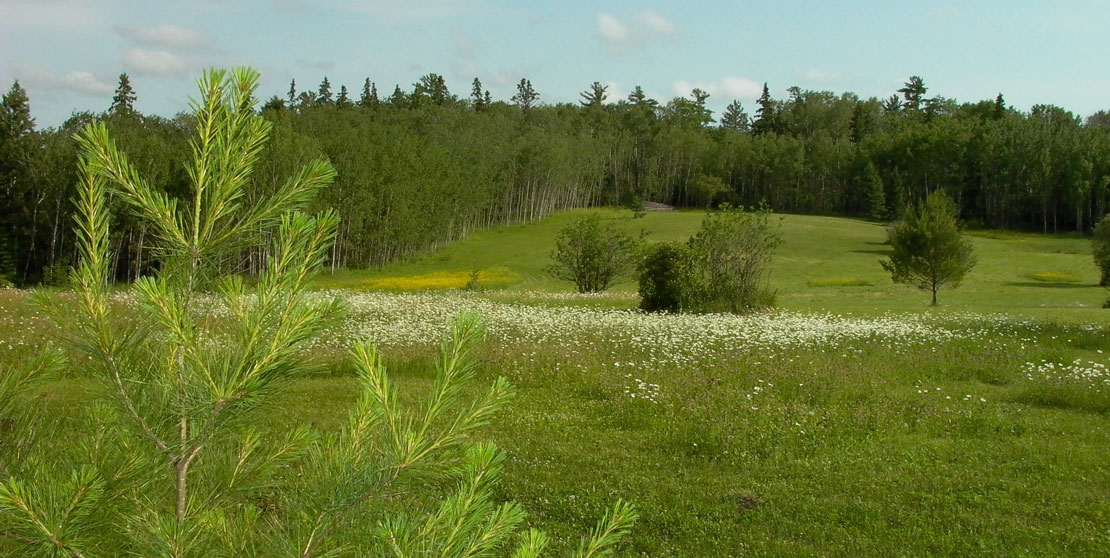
1023;358;1109;389
308;291;974;362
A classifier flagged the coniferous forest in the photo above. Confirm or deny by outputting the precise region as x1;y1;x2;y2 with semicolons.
2;72;1109;284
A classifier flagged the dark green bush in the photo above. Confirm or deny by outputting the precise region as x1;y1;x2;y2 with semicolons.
638;242;686;313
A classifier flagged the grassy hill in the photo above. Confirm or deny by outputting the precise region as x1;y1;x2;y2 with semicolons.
317;208;1108;320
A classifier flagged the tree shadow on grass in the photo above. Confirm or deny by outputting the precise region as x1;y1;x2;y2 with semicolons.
852;249;893;256
1003;281;1095;289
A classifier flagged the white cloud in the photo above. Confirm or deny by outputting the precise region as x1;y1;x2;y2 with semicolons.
274;0;469;21
672;76;762;101
640;9;677;36
114;24;212;50
123;49;191;76
10;63;114;96
597;13;631;44
596;10;677;49
604;82;626;104
0;0;104;32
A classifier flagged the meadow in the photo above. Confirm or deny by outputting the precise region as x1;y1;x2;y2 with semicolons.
4;210;1109;556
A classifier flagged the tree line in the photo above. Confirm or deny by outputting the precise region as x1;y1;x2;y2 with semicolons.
3;72;1110;284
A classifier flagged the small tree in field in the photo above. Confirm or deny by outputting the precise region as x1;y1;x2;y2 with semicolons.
0;68;636;557
881;190;976;306
548;214;640;293
638;242;686;313
1093;213;1110;286
682;205;781;313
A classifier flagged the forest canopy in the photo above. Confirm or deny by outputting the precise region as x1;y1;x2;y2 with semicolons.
2;73;1109;284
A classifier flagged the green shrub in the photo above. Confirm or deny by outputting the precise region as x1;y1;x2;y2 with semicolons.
638;242;686;313
547;215;640;293
682;205;781;313
1094;213;1110;286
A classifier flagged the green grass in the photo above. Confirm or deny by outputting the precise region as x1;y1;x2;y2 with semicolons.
6;209;1110;555
317;209;1108;322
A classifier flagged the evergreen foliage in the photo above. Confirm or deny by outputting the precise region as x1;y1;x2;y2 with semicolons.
881;191;977;305
547;215;640;293
638;242;686;313
110;73;137;116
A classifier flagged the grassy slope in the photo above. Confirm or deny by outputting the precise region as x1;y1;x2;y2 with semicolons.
319;208;1108;320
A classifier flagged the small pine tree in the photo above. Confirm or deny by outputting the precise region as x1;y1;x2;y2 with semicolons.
881;190;976;305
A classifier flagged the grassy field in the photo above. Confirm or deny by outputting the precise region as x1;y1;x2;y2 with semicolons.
5;210;1110;556
317;208;1108;321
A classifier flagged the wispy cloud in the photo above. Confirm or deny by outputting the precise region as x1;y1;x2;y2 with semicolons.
274;0;471;21
122;49;192;76
9;62;114;96
641;9;677;37
596;10;678;50
114;23;213;50
597;13;632;44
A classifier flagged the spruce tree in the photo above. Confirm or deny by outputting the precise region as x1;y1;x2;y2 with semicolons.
336;84;352;108
109;73;137;116
358;78;378;108
752;83;776;135
317;76;333;105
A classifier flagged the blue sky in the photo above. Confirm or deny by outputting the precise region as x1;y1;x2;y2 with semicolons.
2;0;1108;128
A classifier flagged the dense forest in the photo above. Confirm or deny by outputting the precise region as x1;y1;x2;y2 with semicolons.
2;72;1109;284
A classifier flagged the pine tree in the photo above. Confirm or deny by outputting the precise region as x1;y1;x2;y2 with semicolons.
511;78;538;110
109;73;137;116
627;85;656;108
317;76;333;105
471;77;487;110
993;93;1006;119
287;78;297;104
413;73;450;106
897;76;927;112
358;78;378;108
720;100;749;131
336;85;352;108
579;82;609;107
881;191;976;305
389;84;407;108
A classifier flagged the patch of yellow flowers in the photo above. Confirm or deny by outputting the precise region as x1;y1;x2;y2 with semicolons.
317;268;517;292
